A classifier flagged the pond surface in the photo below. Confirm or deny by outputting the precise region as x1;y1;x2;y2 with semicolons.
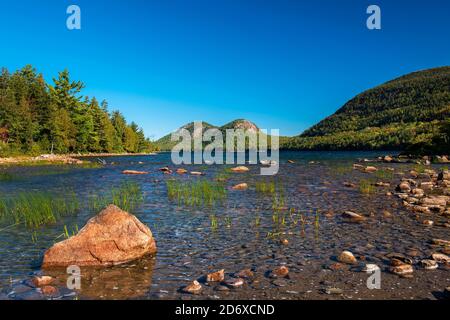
0;151;449;300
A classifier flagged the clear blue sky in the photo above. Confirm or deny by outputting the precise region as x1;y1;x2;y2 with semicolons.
1;0;449;139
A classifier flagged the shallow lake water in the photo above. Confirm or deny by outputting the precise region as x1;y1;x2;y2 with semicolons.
0;151;449;300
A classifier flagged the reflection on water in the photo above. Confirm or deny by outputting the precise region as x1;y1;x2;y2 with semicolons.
44;256;155;299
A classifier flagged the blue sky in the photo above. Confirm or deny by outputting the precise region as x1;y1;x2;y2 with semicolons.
1;0;449;139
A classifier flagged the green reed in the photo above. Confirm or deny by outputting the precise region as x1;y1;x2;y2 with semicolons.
89;181;143;212
359;179;376;194
167;179;227;207
374;169;394;180
0;190;80;229
255;180;276;194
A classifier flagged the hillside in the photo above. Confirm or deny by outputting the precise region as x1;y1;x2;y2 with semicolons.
282;66;450;152
155;119;274;151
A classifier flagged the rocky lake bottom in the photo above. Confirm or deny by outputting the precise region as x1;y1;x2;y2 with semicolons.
0;151;449;300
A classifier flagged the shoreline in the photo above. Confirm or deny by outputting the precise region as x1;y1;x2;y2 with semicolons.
0;153;159;166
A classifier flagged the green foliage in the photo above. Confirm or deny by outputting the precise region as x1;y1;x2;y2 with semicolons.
282;67;450;152
0;65;157;156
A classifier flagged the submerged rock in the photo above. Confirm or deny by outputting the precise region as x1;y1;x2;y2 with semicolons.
338;251;357;265
42;205;157;267
182;280;202;294
420;259;438;270
32;276;53;287
223;278;244;288
122;170;149;175
232;183;248;190
390;264;414;276
431;253;450;263
40;285;58;296
269;266;289;278
206;269;225;282
342;211;366;223
364;166;378;173
236;269;254;279
230;166;250;173
432;239;450;246
396;182;411;193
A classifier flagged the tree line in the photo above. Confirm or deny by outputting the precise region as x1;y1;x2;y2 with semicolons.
0;65;156;156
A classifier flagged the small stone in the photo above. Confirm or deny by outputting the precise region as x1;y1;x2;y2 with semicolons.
420;259;438;270
176;168;188;174
365;166;378;173
122;170;149;175
324;287;343;295
423;220;434;226
206;269;225;282
272;279;287;287
232;183;248;190
338;251;357;265
390;264;413;275
328;262;348;271
41;286;58;296
190;171;204;176
214;285;229;292
223;278;244;288
236;269;254;279
342;211;366;223
32;276;53;287
269;266;289;278
182;280;202;294
281;239;289;245
431;253;450;263
383;210;392;218
230;166;249;173
287;160;295;164
432;239;450;246
396;182;411;193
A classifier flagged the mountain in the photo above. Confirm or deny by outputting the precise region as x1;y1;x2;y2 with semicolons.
155;119;266;150
282;66;450;152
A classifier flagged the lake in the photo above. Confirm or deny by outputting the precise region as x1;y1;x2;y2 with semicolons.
0;151;449;300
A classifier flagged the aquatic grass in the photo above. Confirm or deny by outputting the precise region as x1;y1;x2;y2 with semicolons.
89;181;143;212
167;179;227;207
255;180;276;194
210;214;218;230
359;179;376;194
374;169;394;180
330;163;353;176
0;191;80;229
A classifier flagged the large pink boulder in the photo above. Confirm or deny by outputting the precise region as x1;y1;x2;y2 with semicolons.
42;205;156;267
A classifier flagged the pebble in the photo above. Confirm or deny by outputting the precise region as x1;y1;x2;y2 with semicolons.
206;269;225;282
420;259;438;270
338;250;357;265
182;281;202;294
269;266;289;278
431;253;450;263
41;286;58;296
223;278;244;288
236;269;254;279
390;264;414;275
324;287;343;295
32;276;53;287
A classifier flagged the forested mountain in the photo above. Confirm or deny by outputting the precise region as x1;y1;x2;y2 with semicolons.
155;119;272;150
282;67;450;153
0;65;156;156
